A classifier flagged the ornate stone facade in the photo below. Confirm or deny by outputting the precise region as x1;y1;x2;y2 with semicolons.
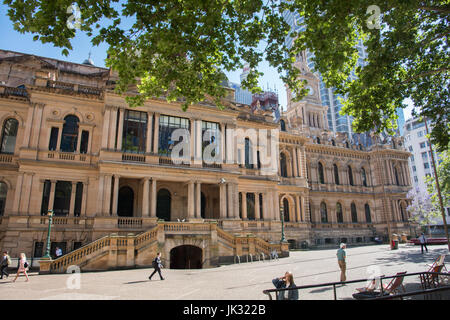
0;50;414;269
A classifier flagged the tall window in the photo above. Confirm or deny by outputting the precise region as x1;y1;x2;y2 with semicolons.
400;202;407;222
333;164;340;185
351;203;358;223
40;180;51;215
394;167;400;185
158;115;189;156
280;153;288;177
74;182;83;216
202;121;220;160
336;202;343;223
365;204;372;223
247;193;255;220
283;198;290;222
0;182;7;216
48;127;59;151
245;138;253;169
318;162;325;184
0;118;19;154
53;181;72;216
280;120;286;131
320;202;328;223
361;168;367;187
122;110;147;153
60;115;80;152
80;130;89;154
348;165;354;186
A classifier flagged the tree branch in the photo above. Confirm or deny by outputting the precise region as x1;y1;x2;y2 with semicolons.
419;5;450;14
403;68;450;83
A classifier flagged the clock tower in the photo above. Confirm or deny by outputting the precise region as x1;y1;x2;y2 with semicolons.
285;51;329;133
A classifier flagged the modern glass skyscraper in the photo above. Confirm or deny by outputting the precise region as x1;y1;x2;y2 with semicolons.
282;7;404;138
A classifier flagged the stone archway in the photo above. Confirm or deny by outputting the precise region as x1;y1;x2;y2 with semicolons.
170;245;203;269
118;186;134;217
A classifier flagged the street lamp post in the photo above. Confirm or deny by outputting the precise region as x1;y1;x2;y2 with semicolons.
280;205;286;243
42;210;54;259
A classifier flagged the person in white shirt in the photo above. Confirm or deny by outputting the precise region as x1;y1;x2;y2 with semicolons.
418;233;428;254
55;247;62;258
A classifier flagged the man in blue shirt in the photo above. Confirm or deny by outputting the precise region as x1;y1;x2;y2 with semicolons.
337;243;347;283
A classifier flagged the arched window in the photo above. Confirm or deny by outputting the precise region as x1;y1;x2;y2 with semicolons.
348;165;354;186
394;167;400;186
280;153;288;177
351;203;358;223
365;204;372;223
316;137;321;144
283;198;290;222
0;182;7;216
0;118;19;154
331;139;336;146
60;115;80;152
280;120;286;132
320;202;328;223
333;164;340;185
336;202;343;223
318;162;325;184
361;168;367;187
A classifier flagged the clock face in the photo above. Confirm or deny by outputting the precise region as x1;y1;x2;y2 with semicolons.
306;85;314;96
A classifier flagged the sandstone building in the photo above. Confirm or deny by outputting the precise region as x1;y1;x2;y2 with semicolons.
0;50;414;271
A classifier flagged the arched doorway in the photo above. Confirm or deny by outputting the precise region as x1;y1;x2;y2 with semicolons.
157;188;171;221
118;186;134;217
170;245;203;269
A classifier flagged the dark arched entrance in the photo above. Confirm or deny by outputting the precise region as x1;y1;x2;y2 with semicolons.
118;186;134;217
170;245;203;269
157;188;171;221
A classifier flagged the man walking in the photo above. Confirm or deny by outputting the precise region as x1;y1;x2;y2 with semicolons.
149;252;164;280
1;251;11;279
337;243;347;284
418;233;428;254
55;247;63;259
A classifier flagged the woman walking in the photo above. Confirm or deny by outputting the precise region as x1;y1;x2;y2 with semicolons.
13;253;29;282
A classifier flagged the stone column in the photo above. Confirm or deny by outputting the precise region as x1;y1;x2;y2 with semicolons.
195;119;202;164
254;193;260;220
22;104;35;148
30;103;44;149
56;124;63;151
12;173;24;214
69;182;77;216
117;108;125;151
241;192;247;220
108;107;118;150
273;192;280;221
101;106;111;149
81;181;88;216
226;183;234;219
103;175;112;216
48;180;57;212
146;112;153;154
233;184;239;219
152;113;160;154
188;181;195;218
220;183;227;219
220;123;226;164
142;178;150;217
296;195;301;222
150;179;157;217
112;175;119;216
96;175;104;216
292;148;298;177
195;181;201;218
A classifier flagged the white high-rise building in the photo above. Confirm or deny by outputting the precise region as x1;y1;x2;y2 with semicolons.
403;117;450;230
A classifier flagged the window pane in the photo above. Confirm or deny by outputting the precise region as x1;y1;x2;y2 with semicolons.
158;114;189;155
53;181;72;216
48;127;59;151
1;118;19;154
0;182;6;216
74;182;83;216
122;110;148;153
60;116;79;152
40;180;51;215
80;131;89;154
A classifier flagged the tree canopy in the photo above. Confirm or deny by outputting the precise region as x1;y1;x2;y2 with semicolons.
4;0;449;150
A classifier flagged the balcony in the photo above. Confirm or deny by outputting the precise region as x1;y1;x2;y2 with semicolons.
0;86;28;98
42;150;92;164
46;80;102;97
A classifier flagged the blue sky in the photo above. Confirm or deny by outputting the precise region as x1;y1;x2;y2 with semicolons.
0;4;413;119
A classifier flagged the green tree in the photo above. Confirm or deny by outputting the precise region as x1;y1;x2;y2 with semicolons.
4;0;449;150
426;147;450;214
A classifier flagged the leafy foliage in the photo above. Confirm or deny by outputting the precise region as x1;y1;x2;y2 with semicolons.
4;0;449;150
426;147;450;214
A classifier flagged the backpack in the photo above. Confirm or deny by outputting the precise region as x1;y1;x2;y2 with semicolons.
6;256;11;266
152;259;157;268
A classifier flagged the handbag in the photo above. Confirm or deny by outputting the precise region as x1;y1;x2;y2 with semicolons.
23;261;29;268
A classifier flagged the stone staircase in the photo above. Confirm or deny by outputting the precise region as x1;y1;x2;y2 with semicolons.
39;222;288;274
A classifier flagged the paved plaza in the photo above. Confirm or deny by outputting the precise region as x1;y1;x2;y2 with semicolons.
0;244;448;300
